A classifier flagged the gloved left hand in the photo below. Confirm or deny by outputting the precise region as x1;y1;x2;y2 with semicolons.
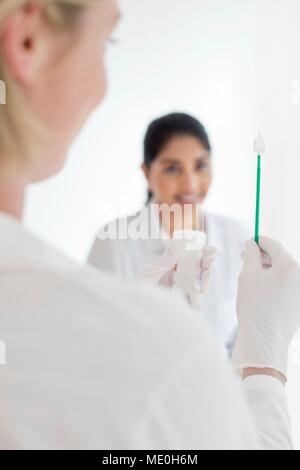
136;245;217;310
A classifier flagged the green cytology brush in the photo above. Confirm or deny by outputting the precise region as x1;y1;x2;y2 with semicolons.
253;132;265;244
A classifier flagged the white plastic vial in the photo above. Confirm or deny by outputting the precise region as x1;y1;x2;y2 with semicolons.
171;230;207;295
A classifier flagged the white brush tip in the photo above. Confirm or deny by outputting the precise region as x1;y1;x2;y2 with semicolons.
254;132;265;154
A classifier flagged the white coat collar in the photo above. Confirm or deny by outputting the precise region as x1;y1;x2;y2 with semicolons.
142;201;170;254
141;203;223;255
204;212;223;252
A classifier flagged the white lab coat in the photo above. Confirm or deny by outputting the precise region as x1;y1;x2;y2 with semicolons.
0;213;292;449
88;206;250;353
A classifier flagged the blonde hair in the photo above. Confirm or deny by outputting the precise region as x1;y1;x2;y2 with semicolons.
0;0;97;161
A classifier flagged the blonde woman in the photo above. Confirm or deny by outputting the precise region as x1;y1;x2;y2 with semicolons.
0;0;297;450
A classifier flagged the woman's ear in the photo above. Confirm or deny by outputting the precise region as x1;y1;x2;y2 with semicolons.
1;3;65;85
1;3;43;83
141;164;149;181
141;164;154;197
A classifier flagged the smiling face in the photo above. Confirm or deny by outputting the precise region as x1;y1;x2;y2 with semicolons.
143;134;212;207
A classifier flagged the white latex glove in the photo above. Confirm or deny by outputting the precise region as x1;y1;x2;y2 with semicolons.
232;237;300;379
187;249;217;310
136;245;217;310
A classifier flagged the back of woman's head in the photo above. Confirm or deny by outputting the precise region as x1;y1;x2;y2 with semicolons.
0;0;97;160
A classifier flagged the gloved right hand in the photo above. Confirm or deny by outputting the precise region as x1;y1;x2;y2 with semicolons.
136;245;217;310
232;237;300;380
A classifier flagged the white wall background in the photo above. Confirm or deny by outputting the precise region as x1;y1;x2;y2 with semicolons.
25;0;300;447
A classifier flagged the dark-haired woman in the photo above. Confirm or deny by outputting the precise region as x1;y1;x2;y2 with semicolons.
88;113;249;355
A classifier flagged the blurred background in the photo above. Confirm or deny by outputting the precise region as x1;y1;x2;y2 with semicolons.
24;0;300;446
